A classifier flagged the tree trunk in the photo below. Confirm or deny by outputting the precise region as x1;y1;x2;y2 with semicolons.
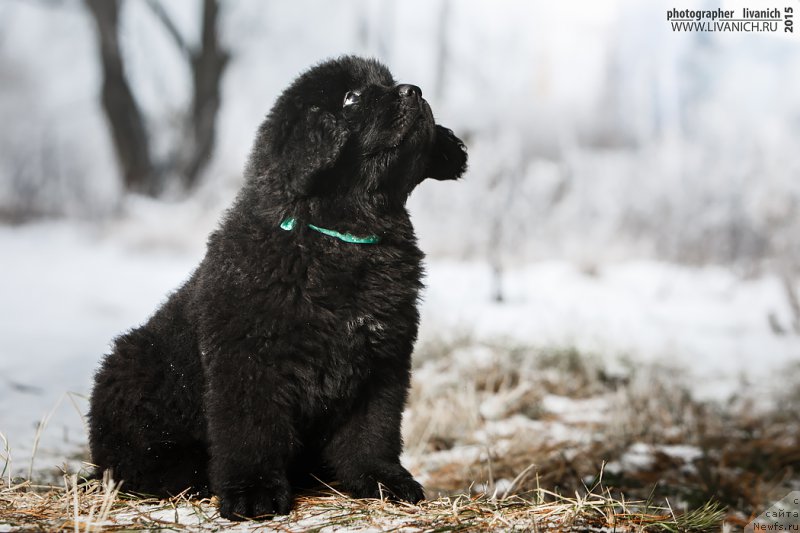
180;0;229;190
85;0;157;196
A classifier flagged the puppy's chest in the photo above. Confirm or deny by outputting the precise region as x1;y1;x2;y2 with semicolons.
345;313;385;335
306;254;419;395
312;311;397;413
305;250;422;315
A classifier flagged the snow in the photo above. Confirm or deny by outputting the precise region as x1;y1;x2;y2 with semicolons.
110;498;429;532
605;442;655;474
0;0;799;491
0;214;202;474
0;208;797;476
659;444;703;463
540;395;611;424
112;502;316;532
419;260;799;400
605;442;704;475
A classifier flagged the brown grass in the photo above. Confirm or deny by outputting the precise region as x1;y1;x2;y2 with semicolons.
0;474;725;532
405;337;800;526
4;337;795;531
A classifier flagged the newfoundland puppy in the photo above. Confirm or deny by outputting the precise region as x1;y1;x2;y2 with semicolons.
88;56;467;520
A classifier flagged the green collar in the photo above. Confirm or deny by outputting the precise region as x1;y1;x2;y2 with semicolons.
280;217;381;244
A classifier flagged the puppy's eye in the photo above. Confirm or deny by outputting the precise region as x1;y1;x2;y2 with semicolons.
343;90;361;107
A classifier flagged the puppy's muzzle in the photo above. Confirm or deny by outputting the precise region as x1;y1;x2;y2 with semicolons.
391;84;429;147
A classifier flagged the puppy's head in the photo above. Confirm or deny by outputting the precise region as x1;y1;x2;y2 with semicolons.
248;56;467;203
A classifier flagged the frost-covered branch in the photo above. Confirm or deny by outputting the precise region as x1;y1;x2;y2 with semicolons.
144;0;191;60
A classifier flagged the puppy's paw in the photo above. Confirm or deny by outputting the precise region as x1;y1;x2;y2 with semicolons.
218;477;291;520
344;463;425;504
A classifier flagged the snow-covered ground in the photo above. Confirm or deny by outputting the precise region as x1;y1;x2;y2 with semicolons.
1;199;797;478
420;260;799;400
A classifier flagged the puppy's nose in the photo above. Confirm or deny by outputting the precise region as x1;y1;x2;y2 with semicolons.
397;84;422;99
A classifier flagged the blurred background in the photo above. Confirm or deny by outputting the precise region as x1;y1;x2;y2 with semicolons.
1;0;799;516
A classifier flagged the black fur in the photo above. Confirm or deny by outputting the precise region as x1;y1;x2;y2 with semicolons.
88;56;467;520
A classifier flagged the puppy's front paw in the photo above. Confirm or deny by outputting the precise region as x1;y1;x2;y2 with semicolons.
218;477;291;520
345;463;425;504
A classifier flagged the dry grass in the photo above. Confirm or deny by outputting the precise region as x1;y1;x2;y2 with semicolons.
0;474;725;532
5;337;796;531
405;337;800;527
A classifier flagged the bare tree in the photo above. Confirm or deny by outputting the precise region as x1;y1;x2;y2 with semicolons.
85;0;156;195
145;0;229;190
85;0;229;196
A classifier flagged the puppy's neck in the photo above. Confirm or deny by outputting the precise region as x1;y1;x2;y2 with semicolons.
293;194;409;234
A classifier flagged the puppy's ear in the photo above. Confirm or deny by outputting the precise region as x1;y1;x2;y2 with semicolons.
425;125;468;181
280;106;349;195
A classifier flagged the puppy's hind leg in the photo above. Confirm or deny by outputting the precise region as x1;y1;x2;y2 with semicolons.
89;328;209;497
137;442;211;497
90;408;210;497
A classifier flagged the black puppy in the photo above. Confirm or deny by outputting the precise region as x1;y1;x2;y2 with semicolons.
88;56;467;520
